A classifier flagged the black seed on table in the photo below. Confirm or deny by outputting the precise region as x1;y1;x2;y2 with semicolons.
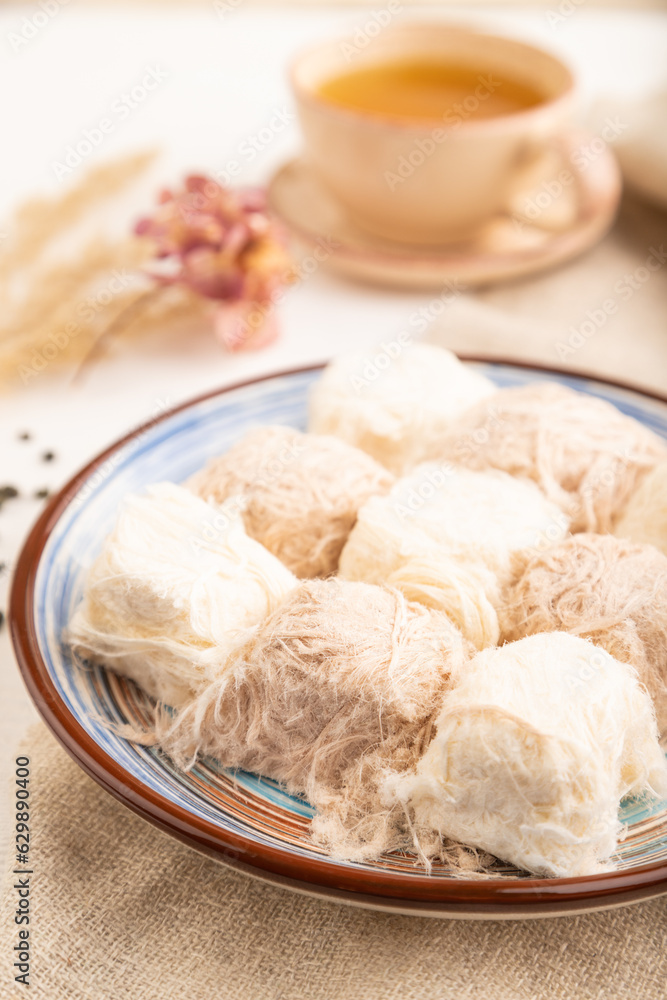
0;610;4;632
18;432;31;441
34;488;50;500
0;486;19;510
42;451;56;462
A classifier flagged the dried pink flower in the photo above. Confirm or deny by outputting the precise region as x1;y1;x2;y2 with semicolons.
214;301;281;352
135;175;293;349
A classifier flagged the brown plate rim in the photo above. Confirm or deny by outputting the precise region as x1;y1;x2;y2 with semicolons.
9;357;667;916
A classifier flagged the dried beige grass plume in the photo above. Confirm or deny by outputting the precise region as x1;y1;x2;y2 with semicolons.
0;150;207;387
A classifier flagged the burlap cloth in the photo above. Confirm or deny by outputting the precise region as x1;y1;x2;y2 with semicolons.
1;722;666;1000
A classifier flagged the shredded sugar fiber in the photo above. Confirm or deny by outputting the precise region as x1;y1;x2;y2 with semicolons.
614;459;667;557
150;578;469;861
435;382;667;532
308;343;494;475
339;464;568;648
189;425;394;577
389;633;667;877
68;483;296;708
499;533;667;734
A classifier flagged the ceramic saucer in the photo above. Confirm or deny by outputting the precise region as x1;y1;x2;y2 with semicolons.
268;130;621;289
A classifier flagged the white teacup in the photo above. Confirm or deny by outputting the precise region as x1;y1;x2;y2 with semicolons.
290;24;576;245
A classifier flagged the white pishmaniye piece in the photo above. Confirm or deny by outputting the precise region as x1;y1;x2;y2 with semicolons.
339;463;569;647
388;632;667;878
613;460;667;558
308;343;495;475
68;482;297;709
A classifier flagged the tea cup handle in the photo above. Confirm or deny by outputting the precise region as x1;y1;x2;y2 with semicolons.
505;134;579;234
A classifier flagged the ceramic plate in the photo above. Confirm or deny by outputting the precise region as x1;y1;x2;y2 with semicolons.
268;132;621;290
10;360;667;919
